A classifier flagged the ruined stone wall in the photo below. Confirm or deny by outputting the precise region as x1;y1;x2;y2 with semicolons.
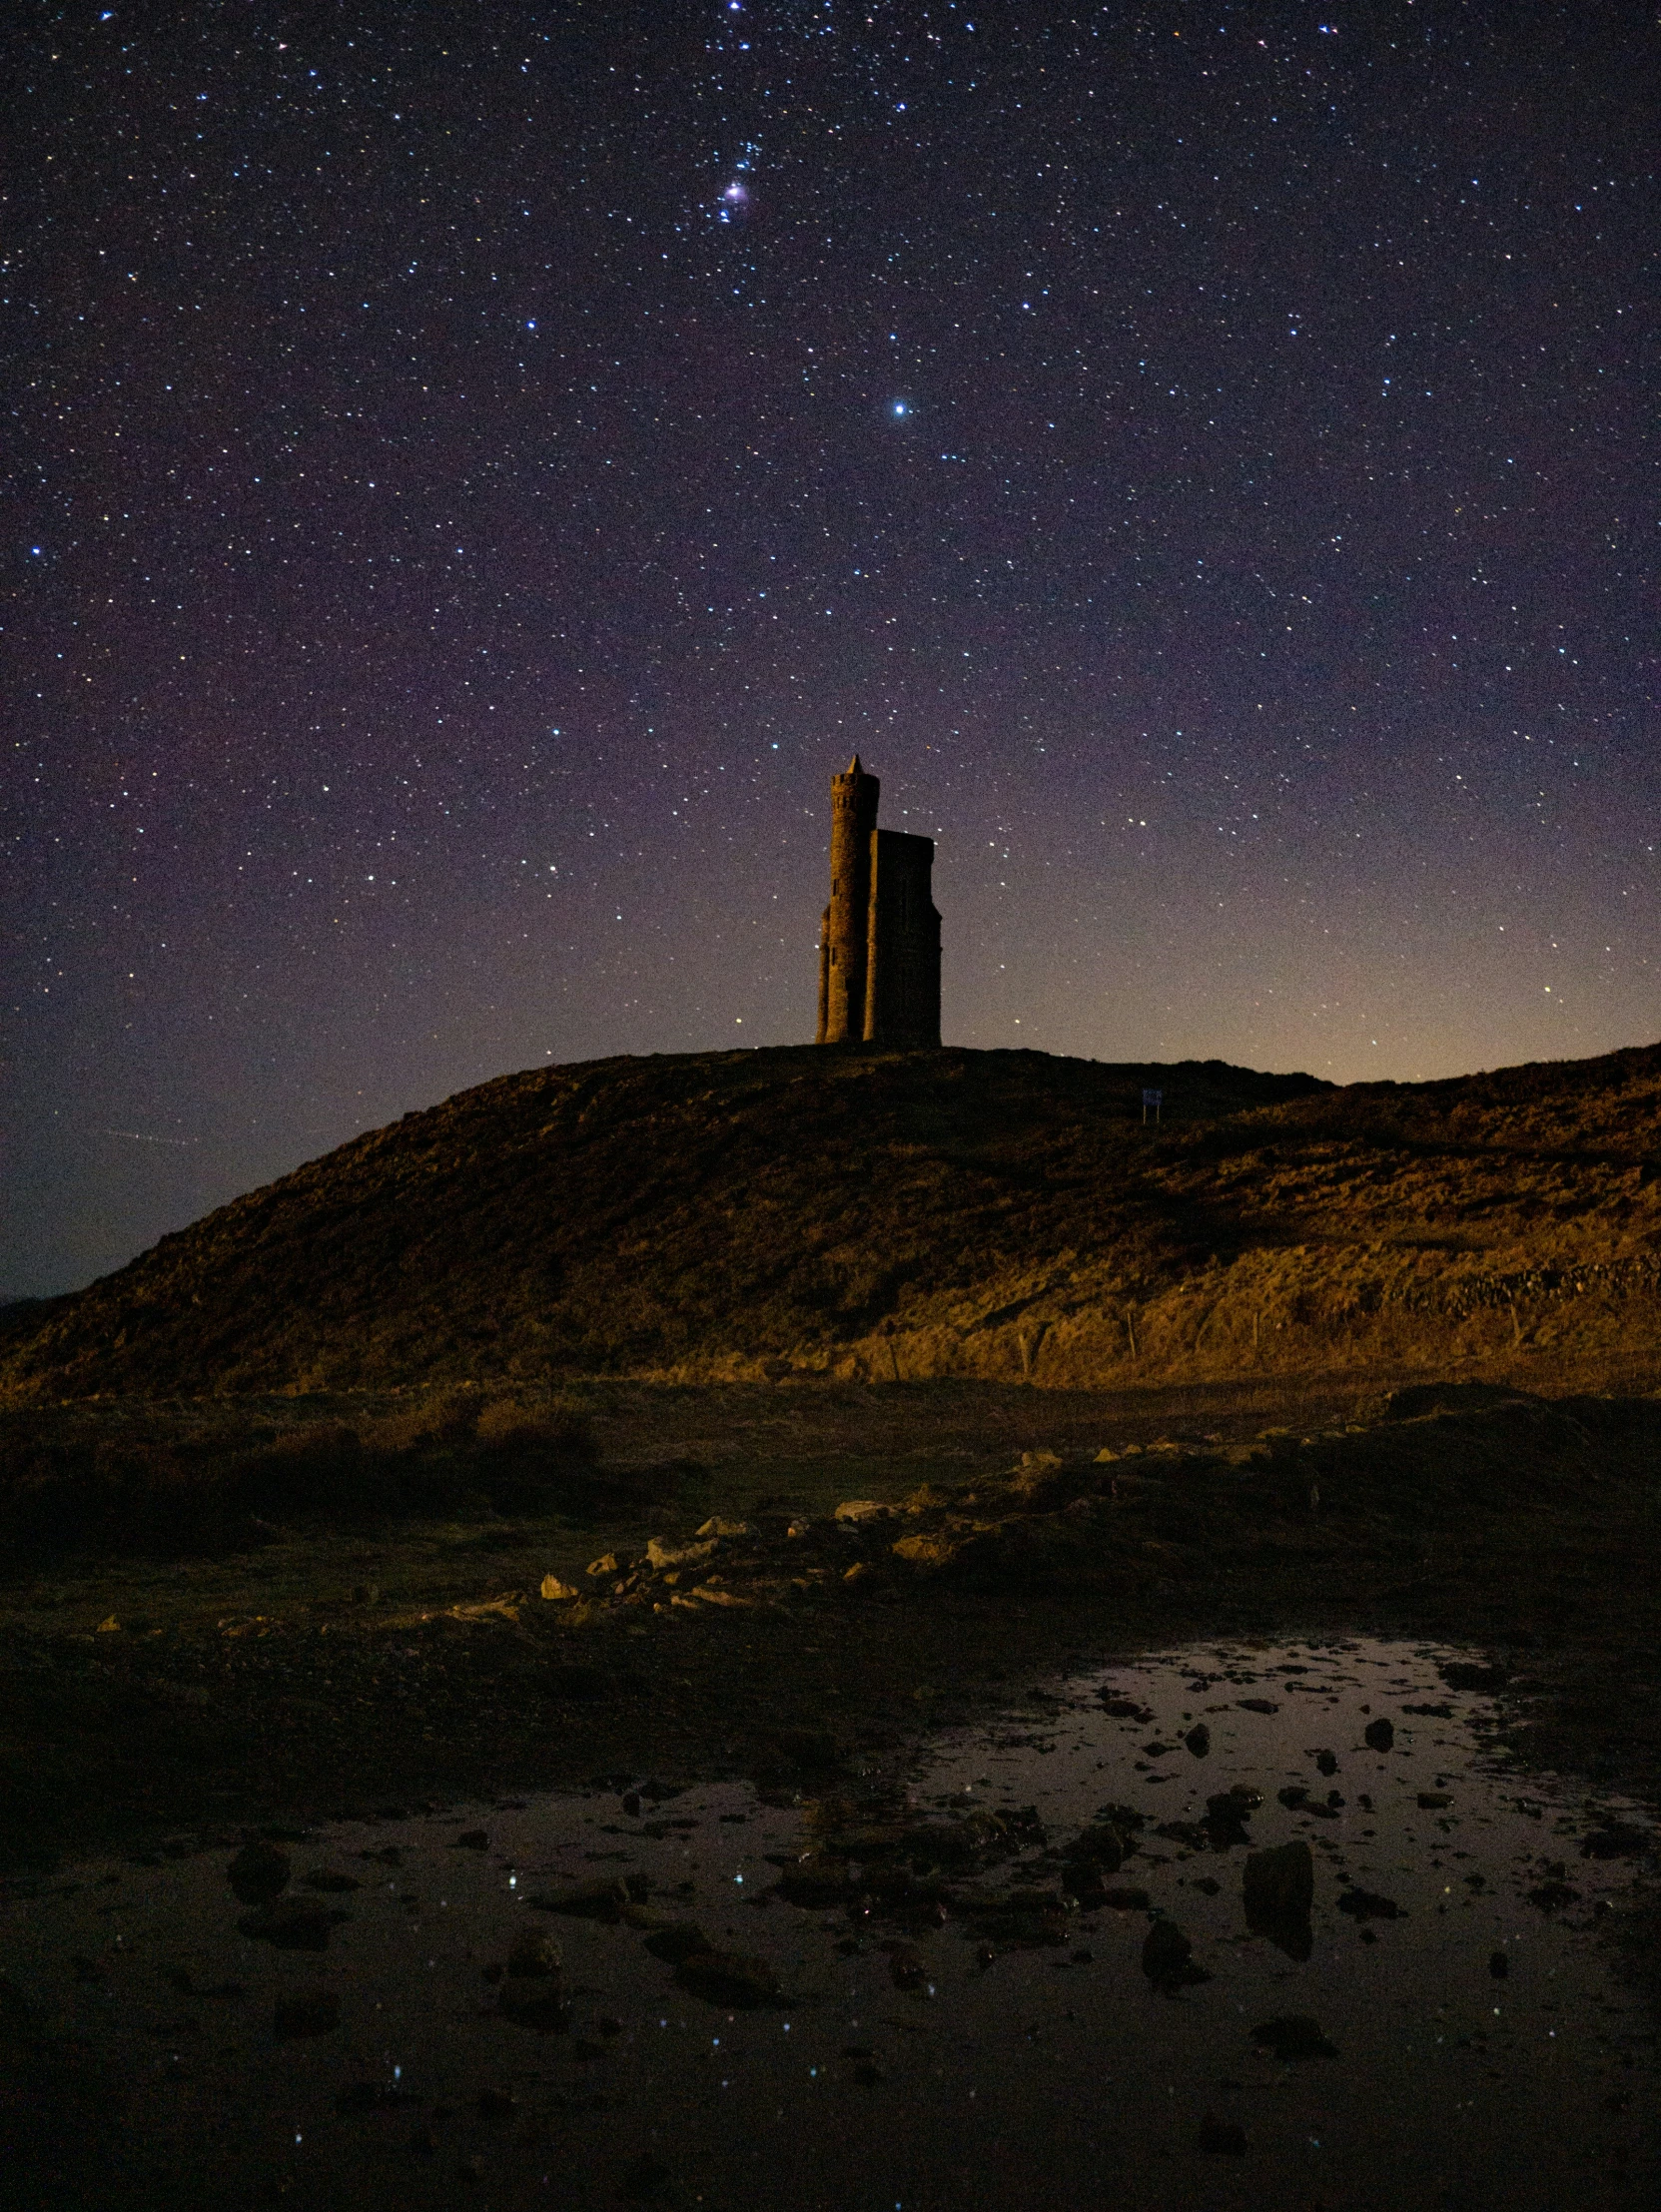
866;829;942;1047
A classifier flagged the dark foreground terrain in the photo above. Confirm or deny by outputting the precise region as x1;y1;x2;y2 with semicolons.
7;1050;1661;2205
9;1039;1661;1402
4;1375;1658;1956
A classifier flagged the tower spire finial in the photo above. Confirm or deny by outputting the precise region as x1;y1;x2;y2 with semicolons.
848;753;863;775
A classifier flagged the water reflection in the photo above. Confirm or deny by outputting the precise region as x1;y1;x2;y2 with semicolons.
2;1638;1654;2209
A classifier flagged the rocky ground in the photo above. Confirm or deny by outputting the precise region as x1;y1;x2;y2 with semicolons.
4;1376;1659;1935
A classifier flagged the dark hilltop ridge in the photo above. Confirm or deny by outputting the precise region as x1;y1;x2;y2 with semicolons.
7;1038;1661;1405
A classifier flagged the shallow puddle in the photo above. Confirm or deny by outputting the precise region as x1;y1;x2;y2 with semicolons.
3;1638;1655;2210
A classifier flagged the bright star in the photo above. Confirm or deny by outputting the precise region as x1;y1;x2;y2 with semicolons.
892;400;908;416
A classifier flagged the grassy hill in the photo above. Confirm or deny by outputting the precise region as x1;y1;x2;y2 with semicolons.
5;1040;1661;1405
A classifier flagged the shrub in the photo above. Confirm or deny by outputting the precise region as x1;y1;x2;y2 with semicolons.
475;1394;594;1460
364;1384;481;1454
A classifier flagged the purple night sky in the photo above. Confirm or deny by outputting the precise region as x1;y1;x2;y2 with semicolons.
6;1;1656;1294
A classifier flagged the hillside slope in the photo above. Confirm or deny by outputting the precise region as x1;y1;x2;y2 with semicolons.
6;1041;1661;1401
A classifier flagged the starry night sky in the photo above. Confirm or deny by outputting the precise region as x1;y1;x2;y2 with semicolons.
7;1;1656;1295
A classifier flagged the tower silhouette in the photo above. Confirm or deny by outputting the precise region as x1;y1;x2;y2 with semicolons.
815;757;941;1047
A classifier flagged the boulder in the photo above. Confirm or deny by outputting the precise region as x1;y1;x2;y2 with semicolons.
1141;1918;1211;1991
1243;1840;1313;1922
507;1929;562;1977
228;1840;290;1904
1243;1841;1314;1960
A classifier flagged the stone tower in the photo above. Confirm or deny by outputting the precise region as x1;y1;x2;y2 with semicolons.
816;757;941;1047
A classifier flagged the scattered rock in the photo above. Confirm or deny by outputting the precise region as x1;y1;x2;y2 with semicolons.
694;1518;754;1539
1243;1840;1314;1922
585;1555;619;1578
843;1561;873;1585
1243;1839;1313;1960
1141;1918;1211;1992
1527;1879;1581;1913
228;1840;291;1904
1315;1751;1339;1777
1064;1819;1135;1876
882;1939;927;1990
673;1949;783;2007
1363;1718;1395;1752
1277;1786;1308;1810
1416;1791;1452;1810
507;1930;562;1977
1184;1723;1212;1757
1008;1451;1066;1502
1237;1698;1279;1715
1580;1821;1649;1859
646;1536;718;1570
775;1860;854;1905
1203;1786;1261;1846
540;1576;580;1602
891;1531;969;1572
834;1500;892;1525
1251;2014;1337;2060
773;1728;846;1773
273;1989;340;2038
1336;1886;1402;1922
